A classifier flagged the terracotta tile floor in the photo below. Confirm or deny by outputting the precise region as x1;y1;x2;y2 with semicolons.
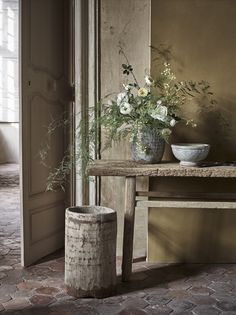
0;164;236;314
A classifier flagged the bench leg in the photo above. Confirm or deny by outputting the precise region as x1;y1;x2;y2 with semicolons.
122;176;136;282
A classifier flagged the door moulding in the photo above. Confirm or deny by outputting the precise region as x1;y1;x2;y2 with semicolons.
74;0;101;206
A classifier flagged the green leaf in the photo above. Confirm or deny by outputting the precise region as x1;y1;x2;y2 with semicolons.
123;69;130;75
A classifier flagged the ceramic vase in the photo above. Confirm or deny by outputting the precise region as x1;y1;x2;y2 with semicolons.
130;127;165;163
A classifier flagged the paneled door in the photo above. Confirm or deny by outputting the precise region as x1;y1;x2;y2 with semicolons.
20;0;72;266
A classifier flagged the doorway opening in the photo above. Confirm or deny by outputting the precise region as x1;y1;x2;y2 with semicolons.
0;0;20;264
0;0;95;266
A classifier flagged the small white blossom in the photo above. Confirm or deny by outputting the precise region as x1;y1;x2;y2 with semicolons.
117;92;128;106
156;100;162;106
123;84;131;91
138;87;148;97
145;75;154;86
150;104;168;122
170;118;176;127
120;102;132;115
186;119;197;128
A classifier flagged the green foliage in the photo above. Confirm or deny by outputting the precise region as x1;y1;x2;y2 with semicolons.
122;63;133;75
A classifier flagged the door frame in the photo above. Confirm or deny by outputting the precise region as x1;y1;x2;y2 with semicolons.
74;0;101;206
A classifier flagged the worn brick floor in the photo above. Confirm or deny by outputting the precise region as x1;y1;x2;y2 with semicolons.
0;164;236;314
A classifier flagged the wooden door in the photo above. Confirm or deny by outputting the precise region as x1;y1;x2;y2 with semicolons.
20;0;72;266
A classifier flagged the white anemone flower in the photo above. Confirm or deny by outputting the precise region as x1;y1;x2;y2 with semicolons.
150;104;168;122
120;102;132;115
117;92;128;106
138;87;148;97
145;75;154;86
170;118;176;127
123;84;131;91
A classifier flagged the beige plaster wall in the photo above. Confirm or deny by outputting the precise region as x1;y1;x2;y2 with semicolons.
0;123;19;163
100;0;150;257
149;0;236;262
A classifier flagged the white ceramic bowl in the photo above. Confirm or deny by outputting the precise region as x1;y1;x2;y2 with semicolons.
171;143;210;166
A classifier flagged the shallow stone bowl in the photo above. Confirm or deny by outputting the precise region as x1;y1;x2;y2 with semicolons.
171;143;210;166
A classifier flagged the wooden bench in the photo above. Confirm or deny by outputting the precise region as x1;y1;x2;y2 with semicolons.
88;160;236;281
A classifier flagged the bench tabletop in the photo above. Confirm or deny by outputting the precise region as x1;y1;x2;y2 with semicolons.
87;160;236;178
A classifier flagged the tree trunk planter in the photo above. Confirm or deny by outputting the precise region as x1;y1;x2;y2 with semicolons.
65;206;117;298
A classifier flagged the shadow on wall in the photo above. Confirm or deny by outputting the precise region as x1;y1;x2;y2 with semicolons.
149;174;236;263
151;45;234;161
149;206;236;263
0;123;19;163
171;96;234;161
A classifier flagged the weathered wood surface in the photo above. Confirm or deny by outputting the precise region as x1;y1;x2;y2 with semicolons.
87;160;236;177
136;191;236;200
136;200;236;209
122;177;136;282
65;206;117;298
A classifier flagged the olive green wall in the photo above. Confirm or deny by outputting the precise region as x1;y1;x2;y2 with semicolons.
149;0;236;262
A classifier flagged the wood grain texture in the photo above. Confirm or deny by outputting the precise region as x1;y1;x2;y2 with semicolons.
65;206;117;298
136;191;236;200
137;200;236;209
88;160;236;177
122;177;136;282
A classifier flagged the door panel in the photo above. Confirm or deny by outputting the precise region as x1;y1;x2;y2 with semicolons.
20;0;71;266
30;203;65;244
30;96;64;194
30;0;64;78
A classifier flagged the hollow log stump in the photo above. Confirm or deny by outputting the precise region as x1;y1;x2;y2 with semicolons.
65;206;117;298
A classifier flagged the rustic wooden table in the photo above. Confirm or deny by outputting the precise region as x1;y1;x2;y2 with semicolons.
88;160;236;281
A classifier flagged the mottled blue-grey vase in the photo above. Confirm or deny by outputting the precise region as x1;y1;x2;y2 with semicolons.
130;127;165;164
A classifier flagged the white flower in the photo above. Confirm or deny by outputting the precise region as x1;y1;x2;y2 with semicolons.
120;102;132;115
170;118;176;127
145;75;154;86
186;119;197;128
150;104;168;122
138;87;148;97
117;92;128;106
156;100;162;106
123;84;131;91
